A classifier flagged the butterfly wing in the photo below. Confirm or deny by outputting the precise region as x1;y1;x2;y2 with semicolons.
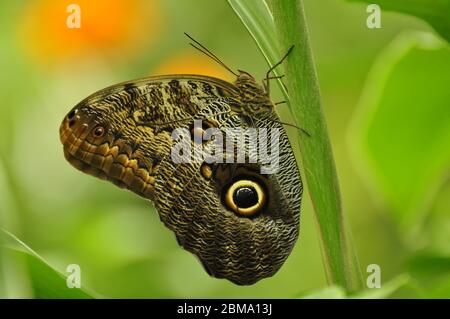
156;108;302;285
60;75;302;285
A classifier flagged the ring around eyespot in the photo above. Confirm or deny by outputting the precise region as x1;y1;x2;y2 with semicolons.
224;180;266;216
92;125;106;138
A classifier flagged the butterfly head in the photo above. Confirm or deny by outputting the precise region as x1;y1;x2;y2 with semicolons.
234;70;273;115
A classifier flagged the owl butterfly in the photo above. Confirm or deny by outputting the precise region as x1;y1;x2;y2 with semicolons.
59;35;303;285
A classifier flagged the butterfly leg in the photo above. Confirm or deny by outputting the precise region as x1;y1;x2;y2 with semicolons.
264;45;295;96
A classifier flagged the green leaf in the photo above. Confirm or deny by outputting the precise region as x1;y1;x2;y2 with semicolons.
352;275;410;299
407;253;450;298
347;0;450;43
228;0;363;292
349;32;450;231
1;229;95;298
298;285;346;299
298;275;409;299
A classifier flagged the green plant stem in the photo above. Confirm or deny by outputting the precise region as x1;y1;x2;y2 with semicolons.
272;0;363;292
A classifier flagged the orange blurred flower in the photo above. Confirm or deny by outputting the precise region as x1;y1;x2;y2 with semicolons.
154;51;234;82
18;0;160;64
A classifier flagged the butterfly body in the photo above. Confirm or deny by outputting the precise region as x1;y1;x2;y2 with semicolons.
60;72;302;285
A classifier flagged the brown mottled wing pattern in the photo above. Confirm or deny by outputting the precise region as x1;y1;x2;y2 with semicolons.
60;74;302;285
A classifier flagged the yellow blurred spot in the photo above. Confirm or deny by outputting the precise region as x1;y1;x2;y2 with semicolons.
154;51;234;82
18;0;160;64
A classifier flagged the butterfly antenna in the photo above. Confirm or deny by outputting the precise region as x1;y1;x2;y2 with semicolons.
185;32;238;77
188;43;223;69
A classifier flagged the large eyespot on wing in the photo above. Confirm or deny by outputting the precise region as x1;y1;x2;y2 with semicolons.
148;98;302;285
223;179;266;216
157;161;301;285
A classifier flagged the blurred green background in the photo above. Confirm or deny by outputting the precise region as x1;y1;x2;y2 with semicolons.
0;0;449;298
